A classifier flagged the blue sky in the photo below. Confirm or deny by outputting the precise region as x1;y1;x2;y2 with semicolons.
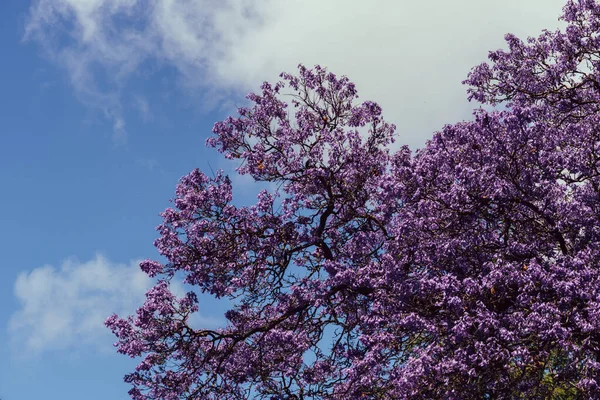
0;0;566;399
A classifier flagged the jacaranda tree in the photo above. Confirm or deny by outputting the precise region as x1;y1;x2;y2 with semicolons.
107;1;600;398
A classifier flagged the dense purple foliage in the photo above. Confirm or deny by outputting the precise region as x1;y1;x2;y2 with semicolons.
107;1;600;398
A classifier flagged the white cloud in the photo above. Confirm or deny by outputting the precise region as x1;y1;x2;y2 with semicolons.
9;253;221;354
9;254;151;353
8;254;223;354
26;0;567;147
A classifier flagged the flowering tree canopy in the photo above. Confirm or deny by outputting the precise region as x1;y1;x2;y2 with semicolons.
107;1;600;398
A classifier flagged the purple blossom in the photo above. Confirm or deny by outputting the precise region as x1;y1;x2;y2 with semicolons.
107;2;600;397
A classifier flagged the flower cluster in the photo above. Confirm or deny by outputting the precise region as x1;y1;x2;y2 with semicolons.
108;2;600;398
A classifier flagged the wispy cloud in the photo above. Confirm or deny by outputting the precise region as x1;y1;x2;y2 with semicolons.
25;0;566;147
135;156;162;173
132;94;152;122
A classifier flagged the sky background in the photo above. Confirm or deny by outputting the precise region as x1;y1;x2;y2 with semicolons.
0;0;567;398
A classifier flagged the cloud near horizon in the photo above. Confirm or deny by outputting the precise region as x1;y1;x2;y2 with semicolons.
25;0;567;147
